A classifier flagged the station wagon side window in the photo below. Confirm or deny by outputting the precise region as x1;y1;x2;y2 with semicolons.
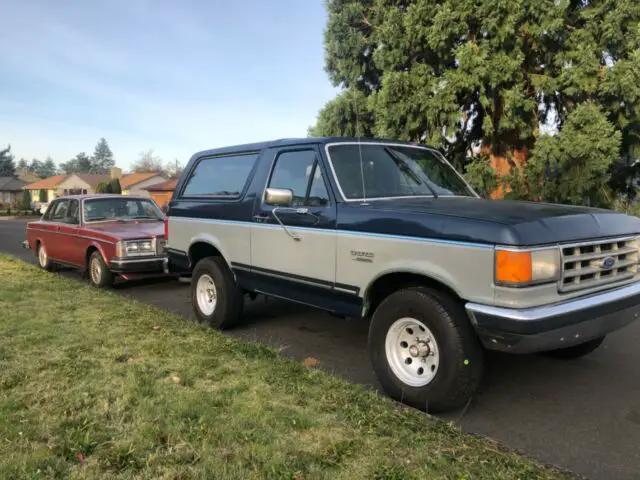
268;150;330;207
47;200;70;223
181;152;259;198
66;199;80;224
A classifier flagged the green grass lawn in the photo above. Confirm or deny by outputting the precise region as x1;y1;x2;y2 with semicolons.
0;255;576;479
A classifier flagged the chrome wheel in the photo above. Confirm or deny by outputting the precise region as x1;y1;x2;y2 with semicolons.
38;245;47;268
196;274;217;316
385;317;440;387
90;256;102;284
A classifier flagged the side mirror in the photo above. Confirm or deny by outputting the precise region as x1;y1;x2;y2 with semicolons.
265;188;293;207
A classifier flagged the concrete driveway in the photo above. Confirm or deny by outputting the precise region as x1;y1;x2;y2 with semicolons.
2;218;639;480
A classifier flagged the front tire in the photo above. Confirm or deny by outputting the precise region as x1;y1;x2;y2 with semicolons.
369;287;484;413
88;251;114;288
543;336;605;360
191;256;244;329
36;242;54;272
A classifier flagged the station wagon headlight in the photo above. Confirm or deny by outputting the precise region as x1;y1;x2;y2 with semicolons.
495;247;560;287
116;239;155;257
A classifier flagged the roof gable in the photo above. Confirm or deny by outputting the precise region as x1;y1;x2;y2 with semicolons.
120;172;164;189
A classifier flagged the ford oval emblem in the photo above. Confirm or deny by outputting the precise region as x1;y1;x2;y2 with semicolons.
601;256;616;270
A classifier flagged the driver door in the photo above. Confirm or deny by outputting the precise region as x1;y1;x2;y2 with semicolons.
250;147;337;295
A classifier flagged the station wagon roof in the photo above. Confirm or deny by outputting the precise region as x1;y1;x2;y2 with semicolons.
190;137;432;159
49;194;151;202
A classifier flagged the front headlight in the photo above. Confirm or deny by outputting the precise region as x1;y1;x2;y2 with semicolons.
118;239;155;257
495;247;560;287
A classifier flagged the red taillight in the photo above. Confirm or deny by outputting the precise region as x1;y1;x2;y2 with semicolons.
163;216;169;242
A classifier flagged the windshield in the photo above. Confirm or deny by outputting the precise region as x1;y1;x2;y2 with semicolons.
83;197;164;223
327;144;476;200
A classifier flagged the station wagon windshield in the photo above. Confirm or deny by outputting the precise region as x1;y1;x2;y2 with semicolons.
83;197;164;223
326;144;475;200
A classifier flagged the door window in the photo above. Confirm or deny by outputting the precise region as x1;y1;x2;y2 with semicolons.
45;200;70;222
267;150;330;207
66;199;80;224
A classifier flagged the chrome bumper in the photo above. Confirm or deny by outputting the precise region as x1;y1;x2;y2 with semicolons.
466;281;640;353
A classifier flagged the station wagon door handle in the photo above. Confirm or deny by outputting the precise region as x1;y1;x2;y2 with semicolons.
253;213;270;221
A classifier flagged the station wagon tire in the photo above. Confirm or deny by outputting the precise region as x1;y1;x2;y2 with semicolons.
88;251;114;288
543;336;606;360
191;256;244;330
368;287;483;414
36;243;54;272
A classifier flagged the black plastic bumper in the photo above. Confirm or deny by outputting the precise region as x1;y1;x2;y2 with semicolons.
109;257;166;275
466;282;640;354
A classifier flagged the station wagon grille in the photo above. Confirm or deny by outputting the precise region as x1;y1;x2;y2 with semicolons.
560;236;640;293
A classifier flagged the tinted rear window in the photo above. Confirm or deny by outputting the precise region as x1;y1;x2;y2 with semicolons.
181;153;259;198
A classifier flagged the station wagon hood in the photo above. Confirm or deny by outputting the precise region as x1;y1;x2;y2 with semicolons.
354;197;640;246
86;221;164;240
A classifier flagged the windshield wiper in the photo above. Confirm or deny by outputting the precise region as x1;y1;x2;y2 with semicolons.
384;147;439;199
130;215;160;220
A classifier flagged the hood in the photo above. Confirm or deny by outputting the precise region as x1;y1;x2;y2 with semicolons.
340;196;640;246
86;220;164;240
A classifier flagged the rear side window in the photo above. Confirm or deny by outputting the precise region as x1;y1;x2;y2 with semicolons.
181;153;259;198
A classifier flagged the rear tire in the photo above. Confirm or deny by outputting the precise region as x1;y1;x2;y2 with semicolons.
191;256;244;329
88;251;114;288
543;336;605;360
36;242;54;272
368;287;484;413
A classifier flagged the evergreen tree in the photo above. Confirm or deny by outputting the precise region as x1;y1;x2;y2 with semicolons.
95;181;109;194
109;178;122;194
0;145;16;176
312;0;640;206
59;153;92;174
91;138;115;173
40;157;57;178
20;190;31;210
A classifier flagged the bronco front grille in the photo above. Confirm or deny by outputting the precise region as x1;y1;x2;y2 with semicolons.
560;236;640;293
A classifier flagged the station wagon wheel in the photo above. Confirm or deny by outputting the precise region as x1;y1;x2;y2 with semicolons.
191;256;244;330
36;242;53;272
88;251;114;288
368;286;484;414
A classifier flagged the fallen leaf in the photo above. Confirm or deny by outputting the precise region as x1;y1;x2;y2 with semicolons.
76;452;85;465
103;402;109;412
170;375;181;384
152;326;161;331
303;357;319;368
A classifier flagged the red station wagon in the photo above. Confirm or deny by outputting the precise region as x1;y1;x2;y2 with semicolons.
22;194;168;287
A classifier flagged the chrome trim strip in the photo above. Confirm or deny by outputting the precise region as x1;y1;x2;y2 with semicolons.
25;227;115;245
111;257;165;265
466;281;640;322
322;141;480;203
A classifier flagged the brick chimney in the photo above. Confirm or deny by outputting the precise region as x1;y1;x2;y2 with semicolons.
110;167;122;179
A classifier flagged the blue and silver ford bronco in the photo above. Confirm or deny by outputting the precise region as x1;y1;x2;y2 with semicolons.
164;137;640;413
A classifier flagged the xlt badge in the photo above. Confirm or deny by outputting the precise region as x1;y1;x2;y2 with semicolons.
351;250;374;263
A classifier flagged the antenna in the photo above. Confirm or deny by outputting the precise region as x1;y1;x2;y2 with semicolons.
353;88;368;205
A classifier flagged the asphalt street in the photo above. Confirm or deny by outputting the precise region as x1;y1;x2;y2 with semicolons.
1;218;639;479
